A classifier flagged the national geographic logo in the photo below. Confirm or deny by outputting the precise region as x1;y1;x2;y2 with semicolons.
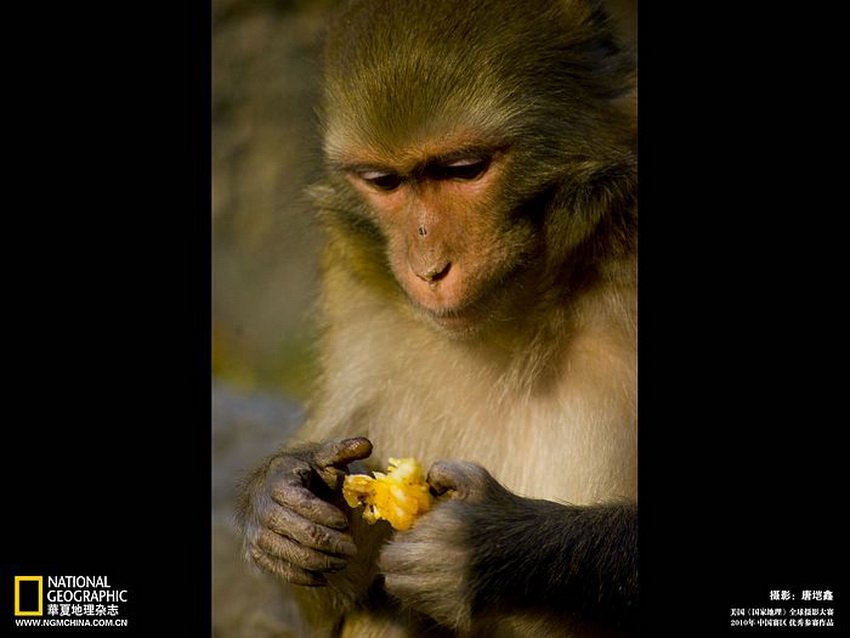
14;576;43;616
11;575;130;629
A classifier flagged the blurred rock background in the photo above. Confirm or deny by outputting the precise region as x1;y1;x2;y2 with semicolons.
213;0;335;401
211;1;635;636
212;2;333;636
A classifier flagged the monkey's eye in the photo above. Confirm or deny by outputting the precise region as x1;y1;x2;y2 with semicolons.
430;158;490;181
357;170;404;192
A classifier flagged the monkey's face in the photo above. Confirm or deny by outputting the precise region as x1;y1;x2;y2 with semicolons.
334;141;539;335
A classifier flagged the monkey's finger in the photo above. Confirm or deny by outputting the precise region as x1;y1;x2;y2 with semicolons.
271;482;349;530
427;460;491;500
257;528;348;573
266;453;347;504
248;543;327;587
314;437;373;469
314;437;374;489
262;505;358;557
267;454;313;488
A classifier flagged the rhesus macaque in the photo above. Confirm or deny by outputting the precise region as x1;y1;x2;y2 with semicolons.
238;0;637;635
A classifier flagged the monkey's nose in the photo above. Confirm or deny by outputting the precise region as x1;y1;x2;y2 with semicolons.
416;262;451;284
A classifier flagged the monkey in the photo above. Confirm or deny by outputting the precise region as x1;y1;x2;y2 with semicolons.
237;0;637;636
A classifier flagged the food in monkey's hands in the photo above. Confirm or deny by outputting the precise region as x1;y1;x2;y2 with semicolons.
343;458;432;531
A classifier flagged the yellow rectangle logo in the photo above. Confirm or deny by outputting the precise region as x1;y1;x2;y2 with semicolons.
14;576;43;616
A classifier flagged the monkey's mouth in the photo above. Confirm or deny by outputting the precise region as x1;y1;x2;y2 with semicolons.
404;290;483;334
405;258;535;336
423;274;534;336
416;291;500;336
403;278;489;334
429;307;479;332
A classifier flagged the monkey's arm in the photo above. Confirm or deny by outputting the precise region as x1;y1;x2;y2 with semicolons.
380;462;637;633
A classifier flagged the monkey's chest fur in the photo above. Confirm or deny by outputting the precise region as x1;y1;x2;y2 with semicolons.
307;275;637;506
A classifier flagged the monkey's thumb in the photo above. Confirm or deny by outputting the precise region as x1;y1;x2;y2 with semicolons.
426;460;491;501
315;437;373;469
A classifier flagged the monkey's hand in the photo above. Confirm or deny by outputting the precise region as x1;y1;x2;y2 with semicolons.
378;460;504;630
237;437;373;586
379;460;638;631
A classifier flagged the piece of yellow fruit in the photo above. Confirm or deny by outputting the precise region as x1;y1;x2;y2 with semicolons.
342;457;432;531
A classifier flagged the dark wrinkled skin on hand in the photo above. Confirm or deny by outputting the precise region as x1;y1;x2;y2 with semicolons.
238;437;373;586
